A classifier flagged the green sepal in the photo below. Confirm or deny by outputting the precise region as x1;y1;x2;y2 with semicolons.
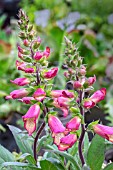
70;107;80;114
22;56;32;63
45;111;57;123
44;98;54;107
28;25;33;32
87;120;99;131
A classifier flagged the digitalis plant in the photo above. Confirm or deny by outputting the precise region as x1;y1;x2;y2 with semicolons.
3;9;113;170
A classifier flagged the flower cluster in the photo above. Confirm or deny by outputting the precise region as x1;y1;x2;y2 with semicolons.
5;10;59;136
5;10;113;163
48;115;81;151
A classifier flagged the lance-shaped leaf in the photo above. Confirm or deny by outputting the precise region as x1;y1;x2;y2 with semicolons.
87;134;105;170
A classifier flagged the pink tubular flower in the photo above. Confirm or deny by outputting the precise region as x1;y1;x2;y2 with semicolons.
48;115;67;146
58;134;77;151
66;116;81;132
51;90;64;98
6;88;29;99
10;78;30;86
19;97;34;104
83;100;95;109
83;88;106;109
11;89;29;99
51;90;74;98
33;88;46;101
43;47;50;58
87;75;96;86
53;97;69;117
93;124;113;142
44;67;58;79
22;104;40;136
16;60;34;73
62;90;74;98
48;115;65;134
90;88;106;103
57;97;69;108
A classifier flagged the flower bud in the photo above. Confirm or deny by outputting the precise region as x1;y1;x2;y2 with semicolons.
23;39;29;46
10;78;30;86
18;45;24;53
87;75;96;86
73;81;82;89
7;89;29;99
18;52;23;59
79;65;86;76
19;97;34;104
64;71;69;78
43;47;50;58
33;51;43;60
19;32;26;39
33;37;41;49
16;60;25;71
24;68;34;73
68;68;73;74
44;67;58;79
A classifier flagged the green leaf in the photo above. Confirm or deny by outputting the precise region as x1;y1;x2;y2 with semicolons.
47;158;65;170
8;125;33;155
103;163;113;170
36;136;47;153
2;162;40;169
84;133;89;161
88;120;99;130
20;153;36;165
0;145;18;170
46;145;80;170
0;145;14;162
87;134;105;170
40;159;58;170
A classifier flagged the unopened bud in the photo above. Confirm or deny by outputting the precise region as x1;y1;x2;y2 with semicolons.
18;52;23;59
64;71;69;78
23;39;29;47
33;37;41;49
29;30;35;39
73;81;82;89
68;68;73;74
79;65;86;76
19;32;26;40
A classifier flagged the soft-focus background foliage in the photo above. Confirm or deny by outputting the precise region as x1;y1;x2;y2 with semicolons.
0;0;113;132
